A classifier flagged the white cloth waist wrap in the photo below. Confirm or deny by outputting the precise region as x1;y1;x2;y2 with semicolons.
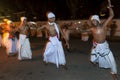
18;34;32;60
43;36;66;68
90;41;117;74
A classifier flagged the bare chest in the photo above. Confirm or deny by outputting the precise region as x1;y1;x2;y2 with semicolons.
92;27;106;35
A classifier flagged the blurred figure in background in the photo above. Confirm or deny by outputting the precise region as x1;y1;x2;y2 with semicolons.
29;21;37;37
2;20;17;56
81;21;90;41
62;24;71;52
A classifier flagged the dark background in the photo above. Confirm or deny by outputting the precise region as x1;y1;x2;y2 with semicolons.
0;0;120;21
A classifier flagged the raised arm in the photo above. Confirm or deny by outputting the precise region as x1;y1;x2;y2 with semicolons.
103;0;114;28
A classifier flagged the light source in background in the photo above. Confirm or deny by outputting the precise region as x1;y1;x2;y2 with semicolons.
33;16;37;20
78;21;81;24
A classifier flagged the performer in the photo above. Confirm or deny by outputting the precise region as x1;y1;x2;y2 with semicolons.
0;34;1;47
8;20;18;55
0;25;2;47
1;19;9;47
17;17;32;60
2;20;13;55
29;21;37;37
87;0;118;80
40;12;69;69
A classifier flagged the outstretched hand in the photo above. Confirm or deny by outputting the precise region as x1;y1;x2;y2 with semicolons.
107;0;113;8
65;41;69;49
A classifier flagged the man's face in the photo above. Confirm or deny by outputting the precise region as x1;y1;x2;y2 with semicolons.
23;19;27;24
91;19;99;27
48;17;55;23
9;22;13;26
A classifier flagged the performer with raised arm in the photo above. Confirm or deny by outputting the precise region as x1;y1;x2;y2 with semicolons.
40;12;69;69
17;17;32;60
85;0;118;80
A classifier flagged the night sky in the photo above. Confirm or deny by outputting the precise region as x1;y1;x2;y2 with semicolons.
0;0;120;21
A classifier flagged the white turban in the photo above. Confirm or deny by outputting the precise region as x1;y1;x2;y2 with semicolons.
7;20;12;25
47;12;55;18
3;19;9;22
20;17;27;22
91;15;101;23
29;21;36;25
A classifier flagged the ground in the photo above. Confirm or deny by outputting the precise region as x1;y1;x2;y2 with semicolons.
0;36;120;80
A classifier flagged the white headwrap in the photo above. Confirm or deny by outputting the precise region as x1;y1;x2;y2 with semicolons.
7;20;12;25
91;15;101;23
3;19;9;22
29;21;36;25
20;17;27;22
47;12;55;18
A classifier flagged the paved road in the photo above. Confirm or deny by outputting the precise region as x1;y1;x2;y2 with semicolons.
0;36;120;80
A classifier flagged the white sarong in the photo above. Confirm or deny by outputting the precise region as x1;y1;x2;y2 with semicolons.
2;32;12;54
18;34;32;60
90;41;117;74
43;36;66;68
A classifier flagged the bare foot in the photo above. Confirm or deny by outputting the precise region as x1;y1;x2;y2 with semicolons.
111;73;119;80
